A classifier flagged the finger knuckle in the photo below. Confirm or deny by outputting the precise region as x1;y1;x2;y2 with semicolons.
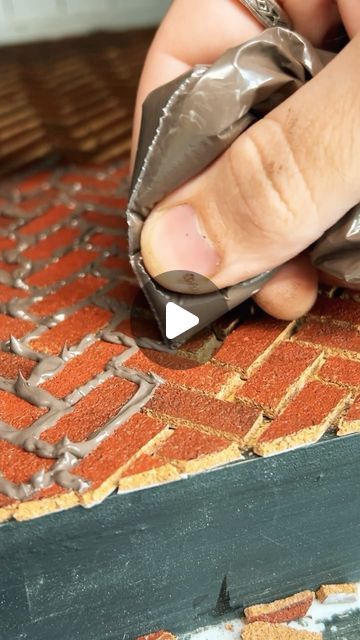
227;118;318;245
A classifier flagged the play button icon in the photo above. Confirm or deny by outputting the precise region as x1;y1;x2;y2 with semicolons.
165;302;199;340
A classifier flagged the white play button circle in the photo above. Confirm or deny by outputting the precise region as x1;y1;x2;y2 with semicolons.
165;302;199;340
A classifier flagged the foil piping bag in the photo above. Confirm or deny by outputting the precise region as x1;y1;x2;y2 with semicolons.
127;26;360;347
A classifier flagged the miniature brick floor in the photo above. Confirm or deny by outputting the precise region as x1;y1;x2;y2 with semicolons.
0;160;360;523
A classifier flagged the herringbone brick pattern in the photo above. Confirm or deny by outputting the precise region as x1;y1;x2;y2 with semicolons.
0;163;359;522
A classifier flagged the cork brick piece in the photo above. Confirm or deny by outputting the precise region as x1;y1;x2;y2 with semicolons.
316;583;358;604
241;622;322;640
1;164;360;522
244;590;314;624
136;632;176;640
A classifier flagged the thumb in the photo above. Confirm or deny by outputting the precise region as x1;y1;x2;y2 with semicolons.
141;34;360;293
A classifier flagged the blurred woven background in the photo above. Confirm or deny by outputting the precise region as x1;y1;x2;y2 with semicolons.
0;28;155;175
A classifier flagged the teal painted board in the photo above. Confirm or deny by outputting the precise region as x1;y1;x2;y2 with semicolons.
0;434;360;639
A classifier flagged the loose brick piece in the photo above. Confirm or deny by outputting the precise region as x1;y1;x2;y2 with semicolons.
29;274;107;316
238;342;320;414
295;319;360;354
29;305;111;355
26;248;98;288
316;583;358;604
119;453;179;492
23;227;80;261
244;591;314;624
20;203;75;235
337;395;360;436
0;350;36;379
318;356;360;387
42;340;126;398
310;294;360;325
241;622;322;640
0;284;27;303
0;390;46;429
0;440;53;486
0;314;34;342
147;386;261;442
135;632;176;640
214;315;289;374
42;376;136;444
156;425;241;472
254;381;348;456
125;349;230;395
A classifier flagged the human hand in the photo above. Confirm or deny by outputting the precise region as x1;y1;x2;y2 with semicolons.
131;0;360;319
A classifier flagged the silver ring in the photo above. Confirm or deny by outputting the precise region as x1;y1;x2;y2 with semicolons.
238;0;292;29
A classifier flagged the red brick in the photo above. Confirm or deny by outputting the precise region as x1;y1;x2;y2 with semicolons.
89;232;127;252
238;342;320;412
157;426;233;461
311;295;360;325
180;327;215;355
73;193;126;209
42;340;126;397
0;314;34;342
257;381;347;443
147;386;260;440
0;440;53;486
29;274;107;316
125;350;230;395
0;494;15;508
60;174;118;191
102;254;133;276
116;316;162;342
107;281;139;306
26;249;98;288
20;203;75;235
83;210;126;229
23;227;80;261
296;319;360;353
43;376;136;444
0;390;46;429
76;413;166;486
121;453;166;478
17;189;60;214
0;237;15;251
29;305;111;355
0;350;36;379
0;284;27;303
16;171;51;194
0;261;17;273
345;395;360;422
0;215;14;229
214;316;288;372
319;356;360;387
